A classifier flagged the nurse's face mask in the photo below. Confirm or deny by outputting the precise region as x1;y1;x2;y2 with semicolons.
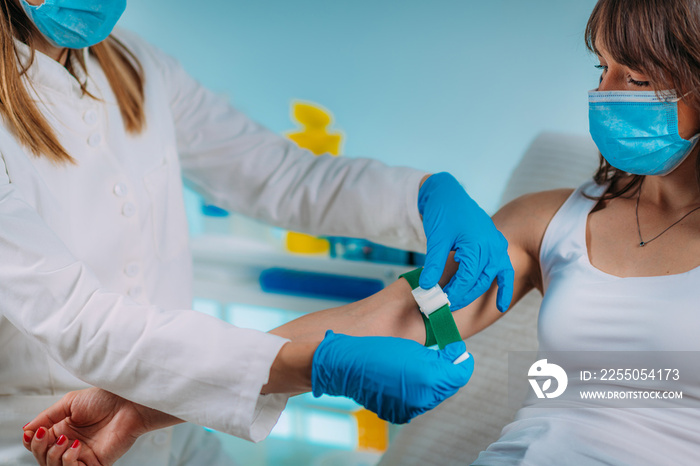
20;0;127;49
588;89;700;176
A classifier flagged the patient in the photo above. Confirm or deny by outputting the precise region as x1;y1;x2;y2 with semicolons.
22;0;700;464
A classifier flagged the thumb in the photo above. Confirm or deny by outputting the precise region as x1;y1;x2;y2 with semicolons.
442;247;480;308
23;392;74;433
442;342;475;385
420;240;451;289
441;340;467;361
451;351;475;385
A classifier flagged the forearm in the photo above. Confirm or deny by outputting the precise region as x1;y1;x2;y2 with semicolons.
280;263;524;358
136;405;184;433
261;340;318;394
269;278;426;343
268;254;469;345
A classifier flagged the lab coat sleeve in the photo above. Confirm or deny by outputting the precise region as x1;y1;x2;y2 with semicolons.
0;155;289;441
131;34;428;252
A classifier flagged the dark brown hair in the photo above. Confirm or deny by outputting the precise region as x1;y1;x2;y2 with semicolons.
585;0;700;199
0;0;145;164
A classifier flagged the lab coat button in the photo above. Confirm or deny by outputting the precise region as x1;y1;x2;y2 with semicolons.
122;202;136;218
124;263;139;277
83;110;98;125
113;183;128;197
128;287;142;298
152;432;168;446
87;133;102;147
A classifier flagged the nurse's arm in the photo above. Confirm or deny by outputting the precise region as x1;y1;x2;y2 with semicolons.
22;340;322;465
22;190;568;465
269;189;571;343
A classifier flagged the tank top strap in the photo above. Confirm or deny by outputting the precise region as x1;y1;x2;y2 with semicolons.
539;180;609;291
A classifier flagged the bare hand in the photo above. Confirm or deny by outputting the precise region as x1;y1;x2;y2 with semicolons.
22;388;181;466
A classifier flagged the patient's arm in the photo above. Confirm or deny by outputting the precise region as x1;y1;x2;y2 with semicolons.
270;188;573;343
286;187;559;342
452;189;572;338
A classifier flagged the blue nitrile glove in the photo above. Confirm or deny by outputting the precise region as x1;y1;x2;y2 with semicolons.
419;172;514;312
311;330;474;424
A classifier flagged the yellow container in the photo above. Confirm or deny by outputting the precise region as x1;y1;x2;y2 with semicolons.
285;101;344;254
285;231;330;254
353;409;389;453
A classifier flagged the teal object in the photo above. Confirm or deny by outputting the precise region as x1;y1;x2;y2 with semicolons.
311;330;474;424
201;204;229;217
259;268;383;302
327;237;410;265
589;90;700;175
418;172;514;312
21;0;126;49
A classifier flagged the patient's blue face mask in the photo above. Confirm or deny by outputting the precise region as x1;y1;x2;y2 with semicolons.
588;89;700;176
20;0;126;49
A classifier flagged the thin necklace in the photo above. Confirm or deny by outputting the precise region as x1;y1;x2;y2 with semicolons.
635;180;700;247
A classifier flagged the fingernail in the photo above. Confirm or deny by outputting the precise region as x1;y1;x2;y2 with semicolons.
23;433;31;443
56;435;67;446
71;439;80;449
23;422;30;429
35;427;45;440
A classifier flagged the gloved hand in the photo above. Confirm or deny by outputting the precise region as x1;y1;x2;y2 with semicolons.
311;330;474;424
419;172;514;311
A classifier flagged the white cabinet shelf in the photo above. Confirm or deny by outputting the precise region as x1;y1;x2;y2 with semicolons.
191;234;414;313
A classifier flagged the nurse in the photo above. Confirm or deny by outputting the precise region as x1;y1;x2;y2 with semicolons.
0;0;512;465
30;0;700;464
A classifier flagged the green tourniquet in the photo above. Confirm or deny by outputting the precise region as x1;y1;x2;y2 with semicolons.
421;313;438;347
399;268;437;346
399;267;462;349
425;304;462;350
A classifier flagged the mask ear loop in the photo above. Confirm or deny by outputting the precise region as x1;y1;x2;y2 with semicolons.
669;89;695;103
657;89;700;175
670;90;700;146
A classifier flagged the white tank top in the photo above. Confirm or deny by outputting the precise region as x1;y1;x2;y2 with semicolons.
474;180;700;465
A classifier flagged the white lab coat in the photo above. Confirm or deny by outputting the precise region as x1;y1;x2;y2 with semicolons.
0;30;427;465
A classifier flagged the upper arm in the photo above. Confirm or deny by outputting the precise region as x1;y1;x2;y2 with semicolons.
452;188;573;339
118;32;429;249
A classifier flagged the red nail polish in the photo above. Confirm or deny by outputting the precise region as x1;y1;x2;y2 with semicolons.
71;439;80;449
23;433;31;443
56;435;67;446
23;422;30;429
35;428;45;440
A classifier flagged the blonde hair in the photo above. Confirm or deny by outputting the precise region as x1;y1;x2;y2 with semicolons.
0;0;145;164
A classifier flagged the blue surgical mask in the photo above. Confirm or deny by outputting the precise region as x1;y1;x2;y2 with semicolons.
588;89;700;176
20;0;126;49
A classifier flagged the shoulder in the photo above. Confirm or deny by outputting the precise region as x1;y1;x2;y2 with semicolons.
495;188;573;229
109;28;162;60
107;28;193;101
493;188;574;261
108;28;181;78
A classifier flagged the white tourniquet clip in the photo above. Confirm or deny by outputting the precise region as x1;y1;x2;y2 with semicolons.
410;284;470;365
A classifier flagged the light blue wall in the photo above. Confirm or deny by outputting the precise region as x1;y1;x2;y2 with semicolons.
120;0;600;213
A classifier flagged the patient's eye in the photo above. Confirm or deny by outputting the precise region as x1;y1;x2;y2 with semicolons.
627;76;650;87
594;64;651;88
